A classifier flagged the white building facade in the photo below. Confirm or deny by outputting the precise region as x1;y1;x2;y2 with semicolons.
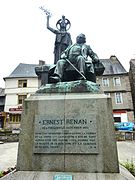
4;63;38;129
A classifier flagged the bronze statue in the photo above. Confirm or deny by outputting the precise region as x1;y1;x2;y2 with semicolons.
50;34;104;83
47;15;72;64
36;8;104;85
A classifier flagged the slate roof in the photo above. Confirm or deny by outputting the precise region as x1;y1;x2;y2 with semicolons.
4;63;38;79
4;56;127;80
100;56;127;75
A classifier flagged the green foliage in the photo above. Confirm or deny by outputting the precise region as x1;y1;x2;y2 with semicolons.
121;160;135;177
0;171;4;178
114;126;118;131
0;166;16;178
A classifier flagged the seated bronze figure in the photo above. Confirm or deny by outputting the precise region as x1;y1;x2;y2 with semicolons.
49;34;104;83
35;34;105;85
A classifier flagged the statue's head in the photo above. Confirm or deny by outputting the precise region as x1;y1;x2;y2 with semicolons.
60;15;66;31
56;15;71;31
62;15;65;20
76;34;86;44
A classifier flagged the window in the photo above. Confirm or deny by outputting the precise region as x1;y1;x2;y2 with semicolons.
114;117;121;122
18;95;27;104
102;78;109;86
115;92;123;104
113;77;121;86
18;80;27;88
9;114;21;123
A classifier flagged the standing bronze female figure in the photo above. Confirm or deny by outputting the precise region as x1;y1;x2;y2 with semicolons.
47;15;72;64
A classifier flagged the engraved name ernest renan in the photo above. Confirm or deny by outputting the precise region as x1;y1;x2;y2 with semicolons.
41;118;87;125
34;115;99;154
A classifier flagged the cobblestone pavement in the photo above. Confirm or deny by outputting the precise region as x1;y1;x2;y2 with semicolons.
0;141;135;171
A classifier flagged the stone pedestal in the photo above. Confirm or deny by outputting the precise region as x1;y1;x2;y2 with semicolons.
17;81;119;173
2;81;134;179
1;166;135;180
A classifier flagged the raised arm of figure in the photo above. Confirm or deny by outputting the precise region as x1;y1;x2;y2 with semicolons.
46;15;58;34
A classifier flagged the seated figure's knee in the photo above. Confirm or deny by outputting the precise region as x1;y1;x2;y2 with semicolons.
77;55;85;64
77;55;85;65
57;59;66;65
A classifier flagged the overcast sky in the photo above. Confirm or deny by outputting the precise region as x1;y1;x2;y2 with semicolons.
0;0;135;87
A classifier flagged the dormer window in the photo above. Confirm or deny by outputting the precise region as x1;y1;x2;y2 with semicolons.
18;80;27;88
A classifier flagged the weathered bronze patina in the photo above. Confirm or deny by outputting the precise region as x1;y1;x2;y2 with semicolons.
36;80;100;93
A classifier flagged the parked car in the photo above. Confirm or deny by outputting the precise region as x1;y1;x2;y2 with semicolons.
114;122;135;131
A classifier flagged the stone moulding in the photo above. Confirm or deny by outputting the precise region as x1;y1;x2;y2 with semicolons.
36;80;100;93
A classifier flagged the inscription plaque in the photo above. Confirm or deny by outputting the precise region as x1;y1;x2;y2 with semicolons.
54;174;72;180
34;114;99;154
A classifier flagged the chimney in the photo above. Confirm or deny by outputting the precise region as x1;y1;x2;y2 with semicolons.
110;55;117;60
39;60;45;66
